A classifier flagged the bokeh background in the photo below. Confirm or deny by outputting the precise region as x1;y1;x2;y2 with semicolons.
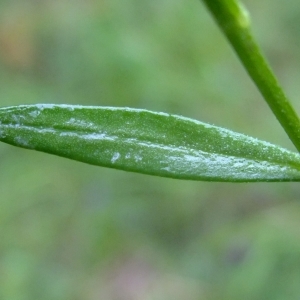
0;0;300;299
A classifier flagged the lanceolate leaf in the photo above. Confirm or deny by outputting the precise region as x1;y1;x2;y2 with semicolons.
0;104;299;182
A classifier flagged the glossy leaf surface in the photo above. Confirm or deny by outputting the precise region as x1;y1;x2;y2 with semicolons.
0;104;300;182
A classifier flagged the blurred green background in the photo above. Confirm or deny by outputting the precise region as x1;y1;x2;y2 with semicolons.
0;0;300;299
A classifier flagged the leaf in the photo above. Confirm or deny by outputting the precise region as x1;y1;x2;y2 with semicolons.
0;104;299;182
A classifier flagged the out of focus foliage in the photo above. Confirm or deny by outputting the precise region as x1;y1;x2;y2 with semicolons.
0;0;300;299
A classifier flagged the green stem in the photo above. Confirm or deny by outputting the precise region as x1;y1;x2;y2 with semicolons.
201;0;300;152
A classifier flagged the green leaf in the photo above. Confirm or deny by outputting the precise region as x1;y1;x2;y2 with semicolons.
0;104;299;182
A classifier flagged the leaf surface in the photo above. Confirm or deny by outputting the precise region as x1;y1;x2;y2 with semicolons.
0;104;299;182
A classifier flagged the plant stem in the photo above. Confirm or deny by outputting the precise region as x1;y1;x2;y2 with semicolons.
201;0;300;152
